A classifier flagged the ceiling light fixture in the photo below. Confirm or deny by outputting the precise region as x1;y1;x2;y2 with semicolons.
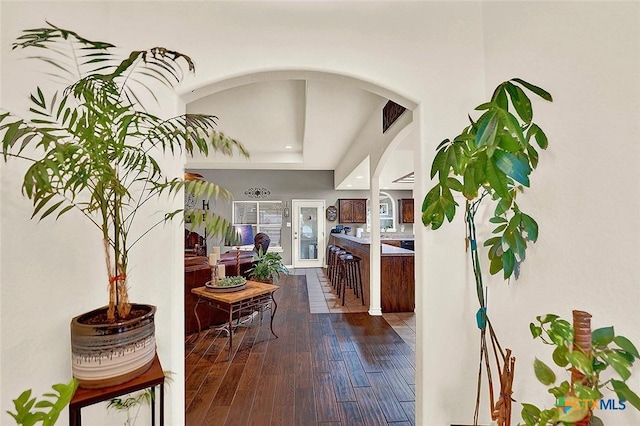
285;145;293;149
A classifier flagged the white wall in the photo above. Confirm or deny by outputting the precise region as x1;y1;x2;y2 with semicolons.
481;2;640;424
1;2;639;425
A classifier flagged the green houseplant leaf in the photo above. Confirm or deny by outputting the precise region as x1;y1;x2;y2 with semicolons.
525;313;640;423
0;23;249;322
533;358;556;386
6;379;78;426
422;79;552;422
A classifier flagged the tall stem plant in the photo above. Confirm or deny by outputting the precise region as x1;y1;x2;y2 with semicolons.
422;78;552;424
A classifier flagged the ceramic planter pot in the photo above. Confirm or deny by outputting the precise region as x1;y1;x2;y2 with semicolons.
70;304;156;389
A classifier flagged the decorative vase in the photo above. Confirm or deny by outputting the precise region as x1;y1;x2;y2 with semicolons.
70;304;156;389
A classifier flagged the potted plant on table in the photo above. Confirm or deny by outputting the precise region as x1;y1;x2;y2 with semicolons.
0;23;247;388
421;78;552;424
247;249;289;284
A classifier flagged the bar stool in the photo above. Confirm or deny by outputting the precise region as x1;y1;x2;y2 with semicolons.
326;245;336;282
336;254;364;306
330;247;347;288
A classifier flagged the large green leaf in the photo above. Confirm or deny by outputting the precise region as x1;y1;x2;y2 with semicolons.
603;351;632;380
505;82;533;123
475;110;499;148
520;403;540;425
533;358;556;385
614;335;640;358
422;184;441;213
527;122;549;150
552;345;569;367
462;163;478;200
530;323;542;339
573;382;601;400
489;252;503;275
611;380;640;410
485;158;509;199
520;213;539;242
446;177;463;192
511;78;553;102
491;83;508;110
501;248;515;278
566;350;593;375
494;150;531;186
430;146;448;179
592;326;615;347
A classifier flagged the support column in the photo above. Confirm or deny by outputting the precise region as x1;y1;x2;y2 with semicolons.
368;177;382;316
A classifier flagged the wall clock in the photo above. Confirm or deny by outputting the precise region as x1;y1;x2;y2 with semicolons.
326;205;338;221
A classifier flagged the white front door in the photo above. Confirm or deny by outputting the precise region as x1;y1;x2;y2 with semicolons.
292;200;325;268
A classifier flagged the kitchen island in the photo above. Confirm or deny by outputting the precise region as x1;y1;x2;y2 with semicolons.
329;233;415;312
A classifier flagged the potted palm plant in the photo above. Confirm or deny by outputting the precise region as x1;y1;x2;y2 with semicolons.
0;23;247;388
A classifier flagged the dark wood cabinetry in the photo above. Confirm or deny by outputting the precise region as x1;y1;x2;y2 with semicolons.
399;198;414;223
330;234;415;313
338;198;367;223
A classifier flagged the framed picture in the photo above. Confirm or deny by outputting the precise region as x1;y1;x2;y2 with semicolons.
379;203;389;216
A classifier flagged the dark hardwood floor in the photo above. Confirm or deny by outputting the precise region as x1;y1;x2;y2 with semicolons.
185;272;415;425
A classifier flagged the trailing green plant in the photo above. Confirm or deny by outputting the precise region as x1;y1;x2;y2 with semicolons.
421;78;552;423
0;23;248;322
521;313;640;425
6;379;78;426
247;249;289;283
107;371;173;426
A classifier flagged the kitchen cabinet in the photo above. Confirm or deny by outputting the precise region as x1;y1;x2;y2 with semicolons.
399;198;414;223
330;234;415;312
338;198;367;223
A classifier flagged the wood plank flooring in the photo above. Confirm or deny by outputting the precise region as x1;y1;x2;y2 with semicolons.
185;271;415;426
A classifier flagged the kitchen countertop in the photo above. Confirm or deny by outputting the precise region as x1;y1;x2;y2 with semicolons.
330;233;414;256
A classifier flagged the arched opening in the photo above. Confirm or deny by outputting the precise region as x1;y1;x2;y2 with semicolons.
180;68;422;421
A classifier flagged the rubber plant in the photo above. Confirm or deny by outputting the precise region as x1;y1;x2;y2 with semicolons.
0;23;247;322
421;78;552;424
522;311;640;425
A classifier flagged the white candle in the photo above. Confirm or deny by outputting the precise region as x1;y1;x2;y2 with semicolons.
211;246;221;256
208;253;219;265
217;264;226;279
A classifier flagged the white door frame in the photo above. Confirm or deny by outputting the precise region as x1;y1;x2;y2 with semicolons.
291;199;326;268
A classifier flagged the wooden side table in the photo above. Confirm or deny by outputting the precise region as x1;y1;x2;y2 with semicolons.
69;354;165;426
191;281;279;360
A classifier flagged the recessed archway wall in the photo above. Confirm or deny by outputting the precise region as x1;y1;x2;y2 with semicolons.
175;42;486;424
179;68;417;322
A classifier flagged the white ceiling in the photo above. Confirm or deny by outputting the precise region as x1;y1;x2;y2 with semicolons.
185;78;414;190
